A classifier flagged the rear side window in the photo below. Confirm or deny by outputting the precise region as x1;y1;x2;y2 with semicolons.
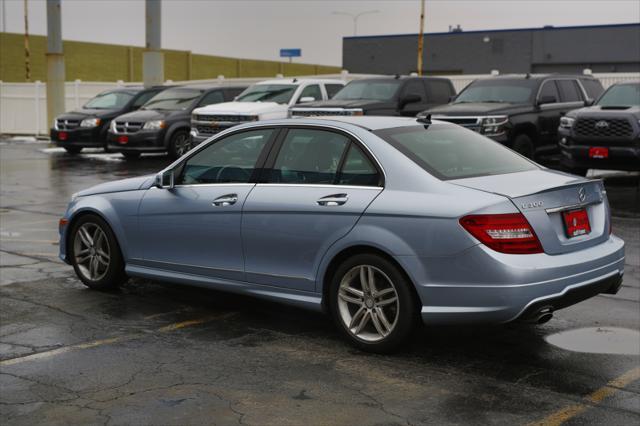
375;125;536;180
268;129;349;184
557;80;583;102
426;80;454;104
325;84;344;99
338;144;381;187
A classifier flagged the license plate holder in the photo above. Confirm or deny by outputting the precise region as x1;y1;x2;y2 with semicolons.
562;208;591;238
589;147;609;159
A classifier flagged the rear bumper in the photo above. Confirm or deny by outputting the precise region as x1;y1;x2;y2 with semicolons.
51;127;104;147
395;235;625;325
106;130;166;153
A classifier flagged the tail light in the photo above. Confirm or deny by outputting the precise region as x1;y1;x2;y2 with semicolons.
459;213;543;254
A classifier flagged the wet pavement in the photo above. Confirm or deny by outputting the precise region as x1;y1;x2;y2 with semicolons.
1;140;639;425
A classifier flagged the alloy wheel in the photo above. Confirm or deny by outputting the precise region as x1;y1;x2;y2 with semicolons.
173;133;191;156
337;265;400;342
73;223;111;281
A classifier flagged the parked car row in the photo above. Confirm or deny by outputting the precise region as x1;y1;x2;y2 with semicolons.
51;75;639;174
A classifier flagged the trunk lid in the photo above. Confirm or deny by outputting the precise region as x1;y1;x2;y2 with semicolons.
451;169;610;254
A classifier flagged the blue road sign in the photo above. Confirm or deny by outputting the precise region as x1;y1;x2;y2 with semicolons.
280;49;301;58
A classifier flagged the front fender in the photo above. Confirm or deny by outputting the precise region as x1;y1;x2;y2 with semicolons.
163;122;190;148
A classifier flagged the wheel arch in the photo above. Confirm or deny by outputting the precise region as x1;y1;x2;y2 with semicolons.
163;122;191;148
511;122;538;145
65;206;127;263
319;244;421;314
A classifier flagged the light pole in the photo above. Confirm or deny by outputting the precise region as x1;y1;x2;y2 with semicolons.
332;10;380;36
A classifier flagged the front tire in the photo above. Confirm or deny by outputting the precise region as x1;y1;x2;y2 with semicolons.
64;146;82;154
512;134;535;159
69;214;127;290
329;254;418;353
168;130;191;159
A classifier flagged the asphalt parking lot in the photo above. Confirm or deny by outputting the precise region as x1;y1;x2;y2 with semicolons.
1;140;639;425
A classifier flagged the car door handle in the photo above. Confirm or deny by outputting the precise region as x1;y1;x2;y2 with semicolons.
212;194;238;207
317;193;348;206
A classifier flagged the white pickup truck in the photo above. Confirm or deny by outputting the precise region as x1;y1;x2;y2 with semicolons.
190;78;345;146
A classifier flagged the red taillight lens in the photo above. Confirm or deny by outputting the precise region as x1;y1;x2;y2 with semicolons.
459;213;543;254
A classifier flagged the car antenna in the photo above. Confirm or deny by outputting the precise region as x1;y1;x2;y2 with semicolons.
525;73;531;79
394;74;401;79
417;114;431;125
292;78;298;83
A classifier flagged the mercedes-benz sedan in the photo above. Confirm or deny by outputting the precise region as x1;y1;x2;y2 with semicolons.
59;116;625;352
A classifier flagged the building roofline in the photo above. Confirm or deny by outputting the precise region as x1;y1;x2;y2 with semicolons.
343;22;640;41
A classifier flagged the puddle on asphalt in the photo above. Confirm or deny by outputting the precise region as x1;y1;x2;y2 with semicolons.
546;327;640;355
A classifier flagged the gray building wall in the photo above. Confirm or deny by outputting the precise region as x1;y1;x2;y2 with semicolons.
343;24;640;75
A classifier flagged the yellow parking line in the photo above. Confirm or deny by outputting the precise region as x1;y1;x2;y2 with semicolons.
530;366;640;426
0;314;224;367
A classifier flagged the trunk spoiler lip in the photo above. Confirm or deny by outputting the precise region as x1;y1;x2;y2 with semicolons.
449;176;603;200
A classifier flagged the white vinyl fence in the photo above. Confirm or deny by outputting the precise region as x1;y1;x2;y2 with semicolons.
1;71;638;136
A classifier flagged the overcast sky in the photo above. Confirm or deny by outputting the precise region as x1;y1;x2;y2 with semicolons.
1;0;638;65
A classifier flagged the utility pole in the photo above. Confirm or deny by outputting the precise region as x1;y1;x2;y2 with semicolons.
24;0;31;81
143;0;163;88
46;0;65;132
417;0;425;76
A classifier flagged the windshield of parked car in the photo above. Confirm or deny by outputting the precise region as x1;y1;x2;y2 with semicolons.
333;80;401;101
141;88;203;111
454;79;537;104
596;84;640;107
235;84;297;104
375;124;537;180
84;91;135;109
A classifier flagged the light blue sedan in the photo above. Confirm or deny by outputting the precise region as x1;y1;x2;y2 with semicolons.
59;116;625;352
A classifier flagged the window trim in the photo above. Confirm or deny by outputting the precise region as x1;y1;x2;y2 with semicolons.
535;78;586;107
260;125;385;187
159;123;386;188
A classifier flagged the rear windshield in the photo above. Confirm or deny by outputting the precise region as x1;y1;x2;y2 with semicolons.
375;125;537;180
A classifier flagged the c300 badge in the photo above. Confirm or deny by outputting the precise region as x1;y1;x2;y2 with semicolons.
521;201;544;209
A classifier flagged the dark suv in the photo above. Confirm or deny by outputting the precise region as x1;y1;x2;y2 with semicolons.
559;82;640;175
422;75;604;158
289;76;455;118
107;85;247;159
50;86;166;154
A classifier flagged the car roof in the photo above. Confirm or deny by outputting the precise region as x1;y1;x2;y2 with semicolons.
267;116;434;131
479;74;599;82
255;78;344;85
347;76;451;83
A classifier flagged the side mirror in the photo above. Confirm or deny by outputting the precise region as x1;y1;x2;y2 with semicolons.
399;94;421;108
584;98;595;106
537;95;557;106
299;96;316;103
155;170;175;189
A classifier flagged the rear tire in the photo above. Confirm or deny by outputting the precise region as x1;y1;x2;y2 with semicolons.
69;214;127;290
122;152;141;160
512;134;535;159
168;130;191;159
329;253;418;353
64;146;82;154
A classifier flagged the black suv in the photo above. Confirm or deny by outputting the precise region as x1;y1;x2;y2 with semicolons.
107;85;247;159
422;75;604;158
50;86;166;154
289;76;455;118
559;82;640;175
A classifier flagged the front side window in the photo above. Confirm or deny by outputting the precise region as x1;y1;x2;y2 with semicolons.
268;129;349;184
538;81;559;103
297;85;322;103
402;80;426;101
84;91;134;109
454;79;536;104
178;129;273;185
141;88;203;111
235;84;297;104
596;84;640;107
333;80;401;101
375;124;537;180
